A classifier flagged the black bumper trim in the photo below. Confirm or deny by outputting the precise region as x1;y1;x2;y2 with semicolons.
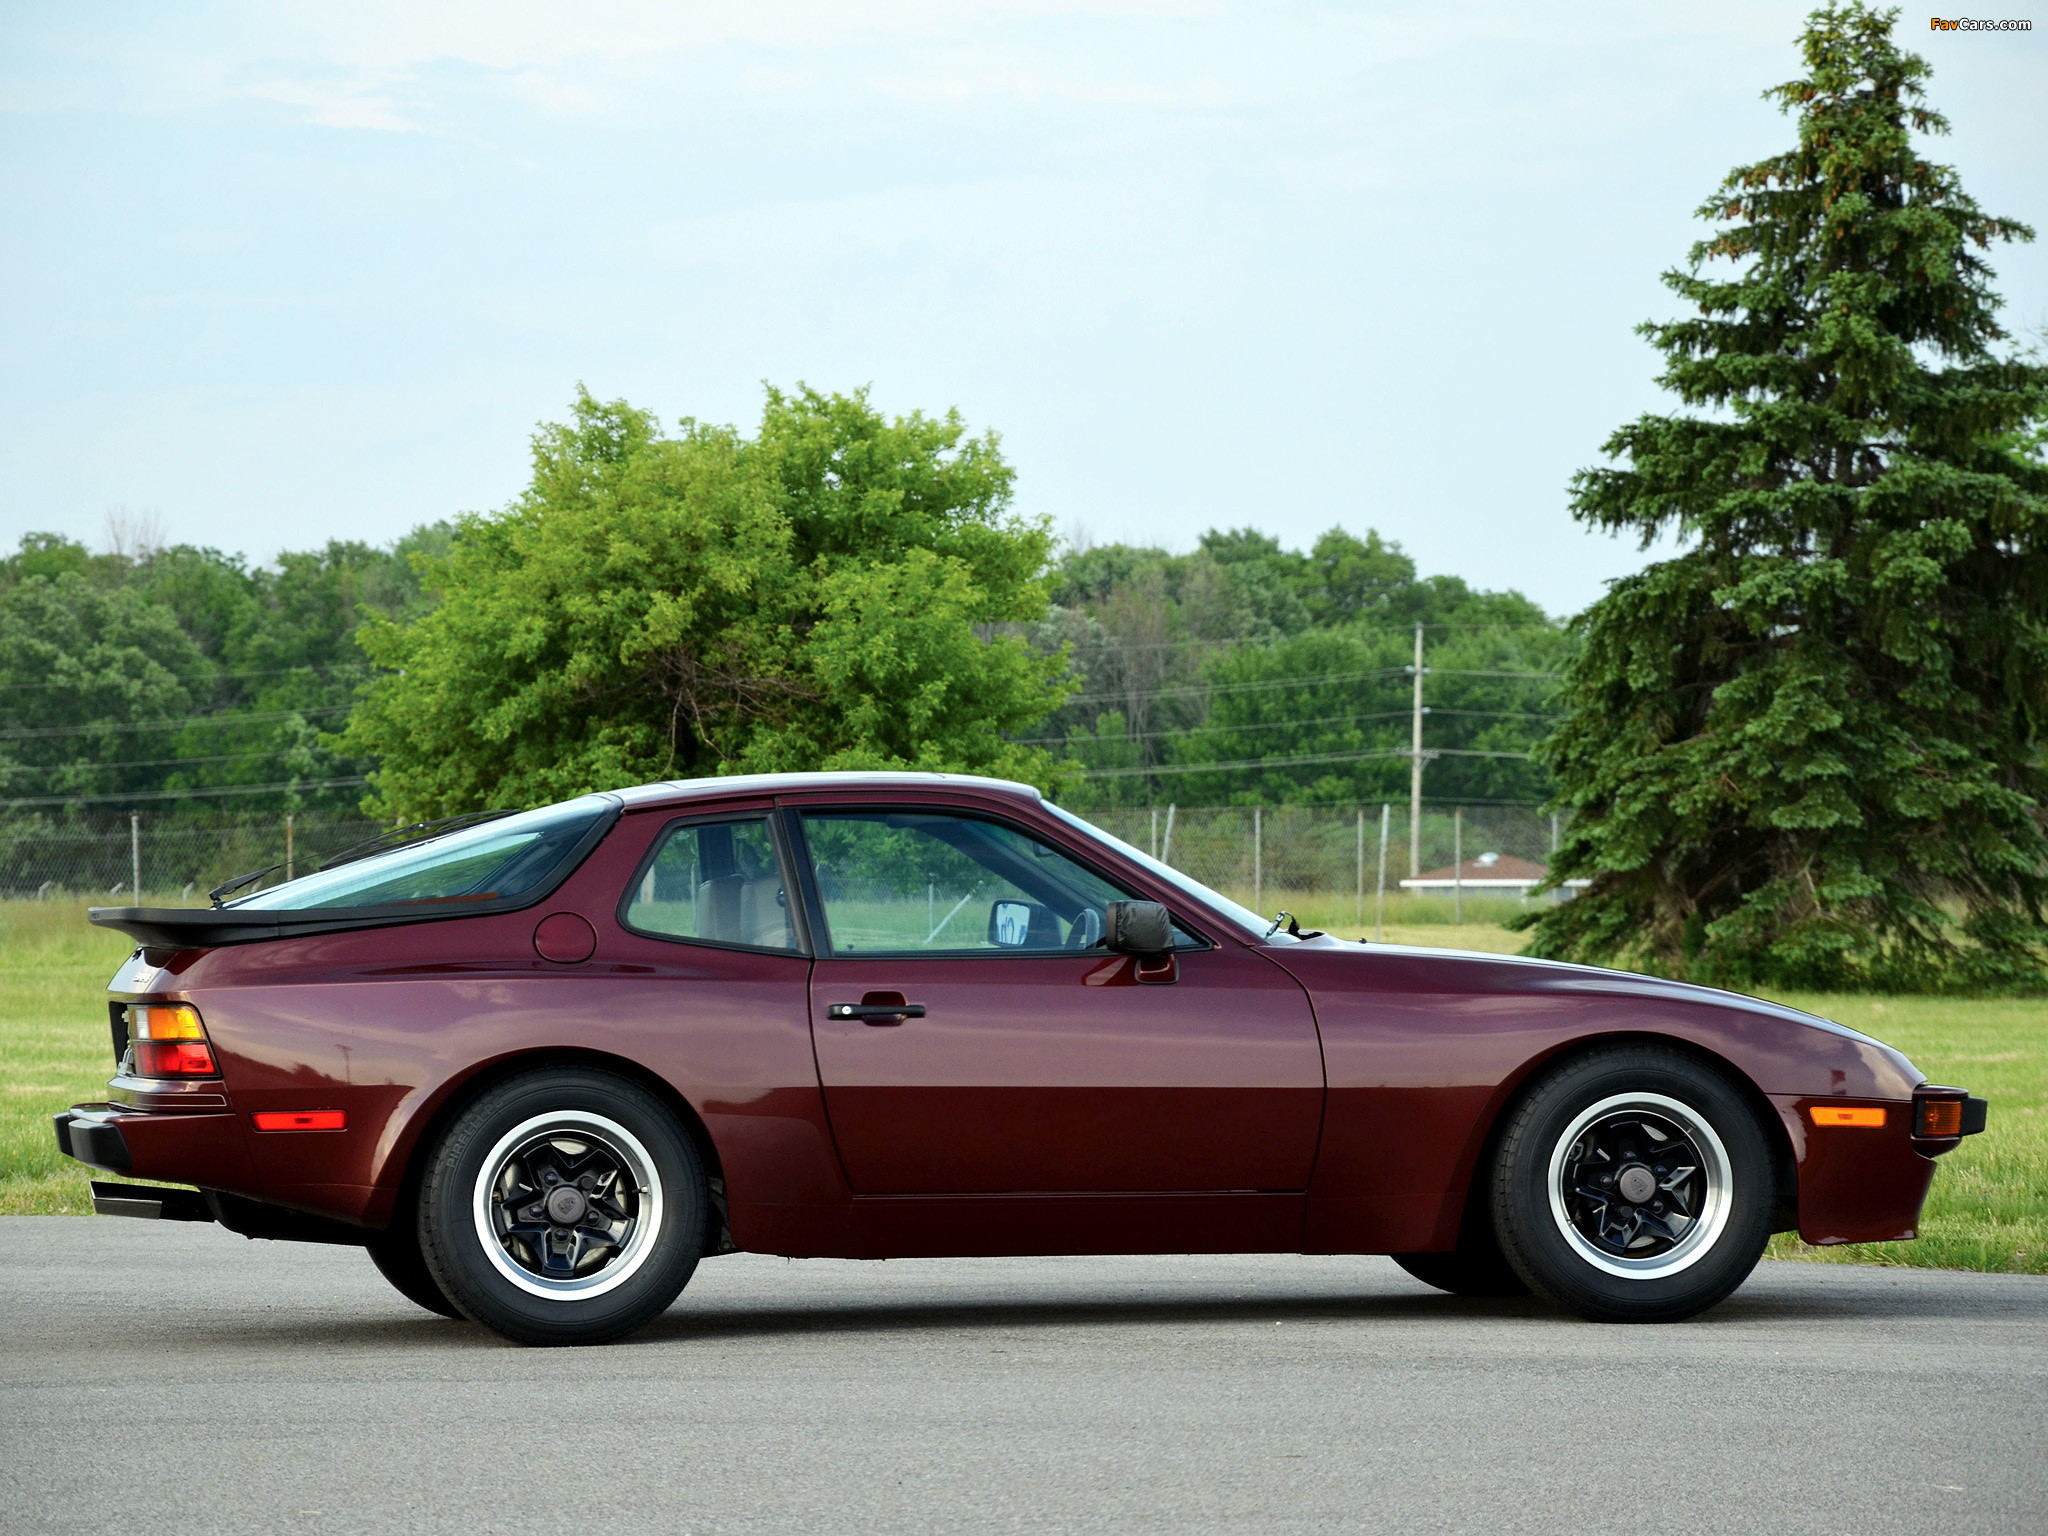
90;1181;215;1222
1961;1096;1989;1136
53;1111;131;1172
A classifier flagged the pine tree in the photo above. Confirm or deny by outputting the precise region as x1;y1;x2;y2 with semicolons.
1524;3;2048;991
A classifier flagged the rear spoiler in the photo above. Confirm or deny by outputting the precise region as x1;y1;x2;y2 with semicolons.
87;907;351;949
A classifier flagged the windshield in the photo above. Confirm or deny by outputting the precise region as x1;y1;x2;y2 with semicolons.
231;796;616;911
1041;802;1291;942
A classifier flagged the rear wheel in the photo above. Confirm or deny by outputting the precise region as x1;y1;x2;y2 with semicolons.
1492;1045;1774;1323
418;1068;707;1345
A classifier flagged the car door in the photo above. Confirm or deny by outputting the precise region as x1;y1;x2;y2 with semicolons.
794;804;1324;1196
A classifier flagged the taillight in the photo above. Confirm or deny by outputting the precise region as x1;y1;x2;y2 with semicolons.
128;1004;218;1078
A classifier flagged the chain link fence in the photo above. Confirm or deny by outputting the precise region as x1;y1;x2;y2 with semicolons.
4;801;1567;917
1;813;387;903
1072;802;1567;918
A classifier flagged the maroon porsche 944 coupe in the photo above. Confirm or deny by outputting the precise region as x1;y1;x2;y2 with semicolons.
63;772;1986;1344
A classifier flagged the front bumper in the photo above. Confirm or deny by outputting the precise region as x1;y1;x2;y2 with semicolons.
1779;1084;1990;1247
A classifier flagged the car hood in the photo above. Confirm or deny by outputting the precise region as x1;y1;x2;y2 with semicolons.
1265;934;1924;1085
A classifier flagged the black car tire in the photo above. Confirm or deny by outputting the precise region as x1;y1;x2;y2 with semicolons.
1391;1218;1530;1298
1492;1044;1775;1324
418;1067;706;1346
366;1220;463;1319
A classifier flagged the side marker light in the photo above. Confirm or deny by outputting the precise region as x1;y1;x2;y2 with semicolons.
1810;1106;1886;1128
252;1110;346;1132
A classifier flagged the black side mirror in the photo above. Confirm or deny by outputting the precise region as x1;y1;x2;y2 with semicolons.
1101;900;1172;956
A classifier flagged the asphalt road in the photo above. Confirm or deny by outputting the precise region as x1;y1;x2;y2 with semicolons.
3;1219;2044;1535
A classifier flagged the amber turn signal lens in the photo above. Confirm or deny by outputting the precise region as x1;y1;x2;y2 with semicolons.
1810;1105;1886;1128
129;1004;205;1040
252;1110;345;1132
1917;1100;1964;1137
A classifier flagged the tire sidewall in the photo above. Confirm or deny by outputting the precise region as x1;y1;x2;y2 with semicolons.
1494;1047;1774;1323
419;1068;705;1344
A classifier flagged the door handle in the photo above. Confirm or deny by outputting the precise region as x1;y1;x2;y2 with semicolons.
827;1002;927;1022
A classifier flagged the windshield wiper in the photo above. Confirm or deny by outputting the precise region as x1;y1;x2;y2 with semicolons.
209;867;278;907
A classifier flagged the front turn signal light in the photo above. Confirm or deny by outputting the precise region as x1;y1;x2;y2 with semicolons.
128;1004;217;1078
1810;1105;1886;1128
1916;1099;1964;1138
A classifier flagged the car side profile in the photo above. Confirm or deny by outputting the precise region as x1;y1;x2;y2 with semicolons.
62;772;1986;1344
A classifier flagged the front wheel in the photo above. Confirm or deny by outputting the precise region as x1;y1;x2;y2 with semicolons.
1492;1045;1775;1323
418;1068;707;1345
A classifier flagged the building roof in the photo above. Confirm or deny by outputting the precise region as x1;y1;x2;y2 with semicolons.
1400;853;1553;887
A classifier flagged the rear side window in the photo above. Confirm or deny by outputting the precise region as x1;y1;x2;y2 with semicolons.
623;819;799;951
232;797;614;912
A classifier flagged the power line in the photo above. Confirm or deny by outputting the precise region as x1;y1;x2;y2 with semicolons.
0;775;371;810
1020;705;1559;748
0;705;352;742
1043;623;1569;653
1063;668;1412;707
0;746;344;779
1059;664;1560;709
1080;747;1536;779
0;663;373;694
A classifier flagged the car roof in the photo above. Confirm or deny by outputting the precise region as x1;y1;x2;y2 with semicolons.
609;771;1045;812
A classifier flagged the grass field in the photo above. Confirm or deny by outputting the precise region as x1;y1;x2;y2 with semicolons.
2;895;2039;1274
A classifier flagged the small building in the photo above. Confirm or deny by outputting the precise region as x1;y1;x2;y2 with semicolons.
1398;851;1586;902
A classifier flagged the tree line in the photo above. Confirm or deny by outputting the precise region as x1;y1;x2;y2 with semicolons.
5;4;2043;991
2;392;1559;823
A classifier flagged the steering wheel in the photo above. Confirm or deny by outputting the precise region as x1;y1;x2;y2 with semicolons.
1066;907;1105;948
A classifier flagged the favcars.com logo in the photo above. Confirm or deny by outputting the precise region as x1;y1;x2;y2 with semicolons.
1929;14;2032;26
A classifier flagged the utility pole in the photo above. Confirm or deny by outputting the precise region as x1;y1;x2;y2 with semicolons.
1374;803;1390;943
1409;623;1425;877
1355;807;1364;925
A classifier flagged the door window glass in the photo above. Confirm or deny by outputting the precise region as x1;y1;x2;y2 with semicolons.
801;811;1176;956
624;819;798;950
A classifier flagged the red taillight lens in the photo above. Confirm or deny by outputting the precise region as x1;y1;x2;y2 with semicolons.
133;1039;218;1076
127;1004;217;1078
1917;1099;1964;1137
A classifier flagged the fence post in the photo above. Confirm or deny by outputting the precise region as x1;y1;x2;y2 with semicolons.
1453;806;1463;926
1551;812;1560;854
130;811;140;906
1252;806;1262;914
1161;803;1175;865
1374;803;1389;943
1150;807;1158;860
1355;807;1364;925
286;813;295;881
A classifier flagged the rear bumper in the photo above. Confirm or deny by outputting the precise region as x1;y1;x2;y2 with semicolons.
54;1108;131;1171
55;1102;260;1193
58;1104;374;1245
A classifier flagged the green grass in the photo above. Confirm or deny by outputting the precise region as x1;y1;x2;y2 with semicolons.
2;898;2040;1275
1;898;139;1216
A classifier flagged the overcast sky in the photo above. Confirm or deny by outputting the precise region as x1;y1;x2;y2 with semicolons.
2;2;2042;616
